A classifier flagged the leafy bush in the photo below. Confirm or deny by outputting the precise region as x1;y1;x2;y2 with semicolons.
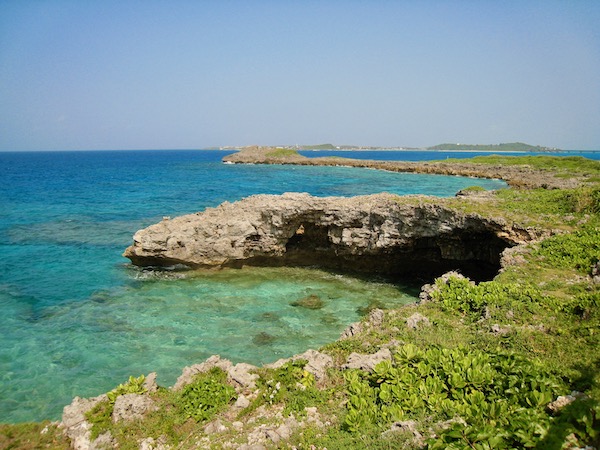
179;367;236;422
247;360;327;417
429;276;542;320
106;375;147;403
535;224;600;275
342;344;591;448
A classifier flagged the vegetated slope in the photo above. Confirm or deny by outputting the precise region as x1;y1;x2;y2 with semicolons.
3;157;599;450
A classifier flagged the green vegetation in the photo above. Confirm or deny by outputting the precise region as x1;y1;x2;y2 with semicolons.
427;142;557;152
242;360;329;417
179;368;236;423
0;422;69;449
265;148;302;158
447;154;600;177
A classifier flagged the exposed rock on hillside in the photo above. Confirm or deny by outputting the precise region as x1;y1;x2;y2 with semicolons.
124;192;548;280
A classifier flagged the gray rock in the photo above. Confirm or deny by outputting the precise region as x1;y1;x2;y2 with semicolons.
143;372;159;393
382;420;424;447
172;355;233;391
547;391;586;414
234;394;251;409
228;362;259;391
339;321;363;339
342;348;393;372
61;394;108;450
406;313;430;330
204;419;228;434
368;308;385;328
173;355;258;392
266;349;333;381
112;394;157;423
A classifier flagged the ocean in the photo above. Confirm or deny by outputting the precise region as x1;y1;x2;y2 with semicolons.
0;149;589;422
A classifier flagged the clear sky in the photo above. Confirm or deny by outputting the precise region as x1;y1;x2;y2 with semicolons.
1;0;599;151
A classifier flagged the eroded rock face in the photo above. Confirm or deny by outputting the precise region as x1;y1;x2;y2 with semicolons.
123;193;545;280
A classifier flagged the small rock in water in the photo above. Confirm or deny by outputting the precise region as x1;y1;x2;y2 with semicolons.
253;332;276;345
290;294;324;310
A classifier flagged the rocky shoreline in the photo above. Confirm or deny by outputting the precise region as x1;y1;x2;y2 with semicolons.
222;146;583;189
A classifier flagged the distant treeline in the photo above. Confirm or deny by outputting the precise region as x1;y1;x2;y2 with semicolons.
426;142;559;152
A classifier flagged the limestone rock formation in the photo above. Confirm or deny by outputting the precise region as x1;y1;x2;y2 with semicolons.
124;193;546;280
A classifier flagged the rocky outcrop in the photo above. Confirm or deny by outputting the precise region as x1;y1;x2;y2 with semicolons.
124;193;547;281
223;146;583;189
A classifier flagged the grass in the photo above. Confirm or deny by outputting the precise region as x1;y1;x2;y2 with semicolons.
442;154;600;176
265;148;302;159
0;422;69;449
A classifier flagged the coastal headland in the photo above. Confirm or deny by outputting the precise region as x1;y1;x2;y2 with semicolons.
222;145;582;189
6;147;599;449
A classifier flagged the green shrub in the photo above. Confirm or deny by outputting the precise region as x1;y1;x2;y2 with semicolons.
429;276;542;320
179;367;236;422
246;360;328;417
342;344;596;449
535;224;600;275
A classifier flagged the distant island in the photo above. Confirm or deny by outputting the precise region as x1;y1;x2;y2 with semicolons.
220;142;560;152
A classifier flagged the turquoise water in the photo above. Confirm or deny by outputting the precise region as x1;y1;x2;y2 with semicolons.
0;150;508;422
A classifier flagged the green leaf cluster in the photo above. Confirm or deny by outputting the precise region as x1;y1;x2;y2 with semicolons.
246;360;327;417
342;344;600;448
179;367;236;422
430;276;541;321
535;223;600;275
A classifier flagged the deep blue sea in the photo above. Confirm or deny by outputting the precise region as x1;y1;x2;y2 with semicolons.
0;149;592;423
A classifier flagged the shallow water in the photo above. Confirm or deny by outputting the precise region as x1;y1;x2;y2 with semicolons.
0;150;507;422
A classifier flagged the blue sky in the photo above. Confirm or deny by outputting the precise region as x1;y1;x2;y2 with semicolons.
1;1;599;150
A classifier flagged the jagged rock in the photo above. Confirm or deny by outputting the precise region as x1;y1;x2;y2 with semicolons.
143;372;159;393
61;394;108;450
91;432;115;449
234;394;251;409
172;355;258;392
204;419;228;434
339;309;385;340
368;308;385;328
406;313;430;330
266;349;333;381
339;321;364;339
547;391;586;414
382;420;424;447
490;323;511;335
112;393;157;423
228;363;259;390
124;193;546;280
342;348;393;372
173;355;233;390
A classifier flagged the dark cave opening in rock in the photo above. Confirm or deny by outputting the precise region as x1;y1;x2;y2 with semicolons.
280;223;512;283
